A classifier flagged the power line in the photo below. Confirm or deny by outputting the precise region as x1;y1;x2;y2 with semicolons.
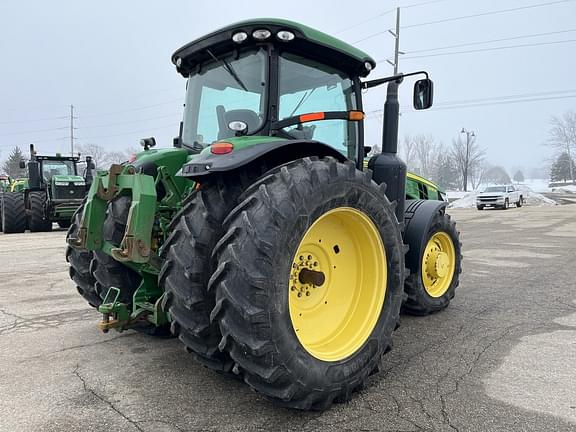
404;28;576;54
402;0;451;8
75;98;183;119
0;115;68;125
0;125;68;138
403;0;574;29
354;0;575;43
77;112;182;130
365;90;576;116
334;9;395;35
77;123;178;141
383;38;576;61
335;0;452;35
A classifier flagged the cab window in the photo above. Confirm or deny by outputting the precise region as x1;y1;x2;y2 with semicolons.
278;53;358;160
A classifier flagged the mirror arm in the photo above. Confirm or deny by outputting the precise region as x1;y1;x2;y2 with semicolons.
362;70;429;90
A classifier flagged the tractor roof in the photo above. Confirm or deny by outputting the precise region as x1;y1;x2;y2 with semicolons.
34;155;79;162
172;18;376;78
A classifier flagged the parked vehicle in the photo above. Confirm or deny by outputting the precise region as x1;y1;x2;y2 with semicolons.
476;184;523;210
1;145;94;233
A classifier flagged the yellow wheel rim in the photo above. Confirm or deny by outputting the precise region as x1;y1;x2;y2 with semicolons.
288;207;387;362
421;231;456;298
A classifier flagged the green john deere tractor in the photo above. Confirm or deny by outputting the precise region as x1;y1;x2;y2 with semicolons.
1;145;94;234
66;19;462;410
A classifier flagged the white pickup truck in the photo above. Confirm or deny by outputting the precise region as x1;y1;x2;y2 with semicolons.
476;185;523;210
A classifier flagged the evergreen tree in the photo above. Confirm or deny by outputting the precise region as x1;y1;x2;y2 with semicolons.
1;146;26;178
513;170;525;183
550;152;576;183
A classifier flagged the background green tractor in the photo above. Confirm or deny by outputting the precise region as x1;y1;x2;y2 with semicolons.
1;145;94;234
67;19;462;410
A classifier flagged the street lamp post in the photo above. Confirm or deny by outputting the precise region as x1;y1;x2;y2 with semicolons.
460;128;475;192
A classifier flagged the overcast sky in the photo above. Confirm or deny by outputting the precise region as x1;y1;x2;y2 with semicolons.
1;0;575;177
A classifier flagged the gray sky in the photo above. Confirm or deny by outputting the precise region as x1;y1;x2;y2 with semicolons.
1;0;575;176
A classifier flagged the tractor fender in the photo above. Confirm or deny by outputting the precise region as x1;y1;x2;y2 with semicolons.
179;140;347;179
403;199;448;273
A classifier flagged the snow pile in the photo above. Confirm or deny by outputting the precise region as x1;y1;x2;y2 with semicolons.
523;190;557;206
448;192;477;209
550;184;576;194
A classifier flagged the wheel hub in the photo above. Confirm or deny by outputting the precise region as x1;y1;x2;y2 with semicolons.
426;250;449;278
290;252;326;303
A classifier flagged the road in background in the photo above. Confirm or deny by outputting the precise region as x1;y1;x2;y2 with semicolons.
1;206;575;431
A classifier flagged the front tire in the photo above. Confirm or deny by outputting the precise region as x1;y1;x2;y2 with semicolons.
210;158;405;410
402;209;462;316
503;198;509;210
1;192;26;234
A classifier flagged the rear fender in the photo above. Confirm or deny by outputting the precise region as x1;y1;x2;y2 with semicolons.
403;199;448;273
180;139;347;179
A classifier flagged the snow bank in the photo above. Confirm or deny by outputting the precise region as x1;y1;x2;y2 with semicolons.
550;185;576;194
448;192;477;209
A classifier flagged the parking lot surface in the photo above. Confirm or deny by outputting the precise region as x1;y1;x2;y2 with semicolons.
1;205;575;432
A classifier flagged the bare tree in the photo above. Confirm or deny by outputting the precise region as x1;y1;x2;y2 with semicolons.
548;110;576;184
399;135;417;170
77;143;140;169
450;136;486;191
76;143;108;169
469;160;488;190
484;165;511;185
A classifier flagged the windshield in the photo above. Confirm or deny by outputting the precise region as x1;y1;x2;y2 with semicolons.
278;53;358;159
484;186;506;192
182;48;267;149
41;160;76;181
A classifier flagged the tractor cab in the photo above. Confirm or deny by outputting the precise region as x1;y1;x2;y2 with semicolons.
174;19;371;163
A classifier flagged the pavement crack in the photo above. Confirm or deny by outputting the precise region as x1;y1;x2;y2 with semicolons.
73;365;144;432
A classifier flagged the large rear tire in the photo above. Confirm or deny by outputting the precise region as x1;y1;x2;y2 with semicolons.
160;169;266;372
402;210;462;316
210;158;405;410
1;192;26;234
29;191;52;232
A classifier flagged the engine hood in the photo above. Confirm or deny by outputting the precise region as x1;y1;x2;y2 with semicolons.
51;175;85;183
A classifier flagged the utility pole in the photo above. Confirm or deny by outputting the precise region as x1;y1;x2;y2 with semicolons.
70;104;75;156
387;8;403;74
461;128;475;192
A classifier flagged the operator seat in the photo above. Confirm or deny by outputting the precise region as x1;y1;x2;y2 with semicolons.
217;108;261;139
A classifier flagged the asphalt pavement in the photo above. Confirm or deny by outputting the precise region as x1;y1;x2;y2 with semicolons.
0;205;575;432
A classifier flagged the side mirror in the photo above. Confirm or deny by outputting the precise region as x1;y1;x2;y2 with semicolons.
413;79;434;110
19;160;26;169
